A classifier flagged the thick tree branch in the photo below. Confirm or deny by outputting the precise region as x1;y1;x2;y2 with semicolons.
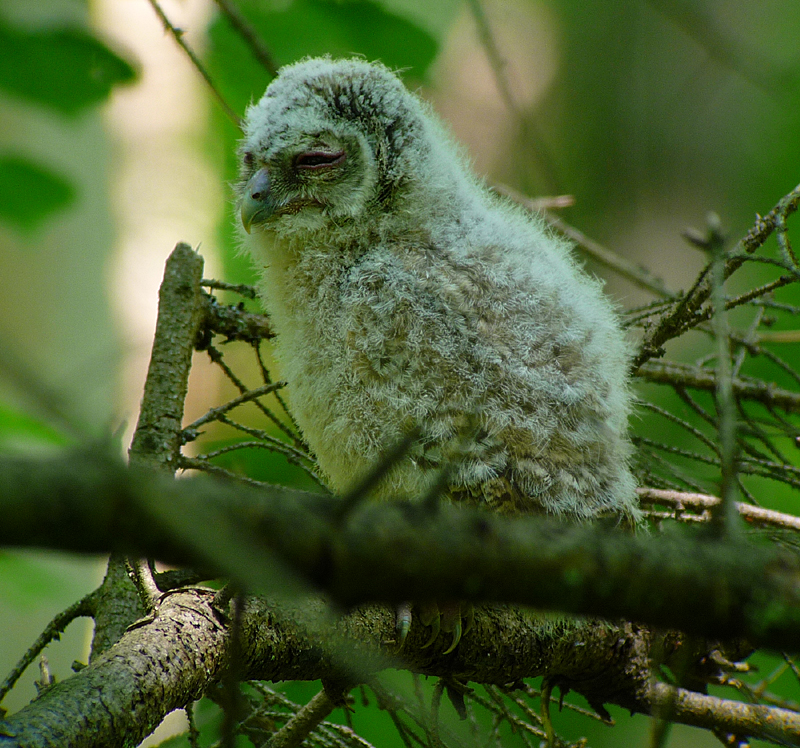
0;591;227;748
92;243;206;659
3;588;798;747
128;242;205;474
1;449;799;652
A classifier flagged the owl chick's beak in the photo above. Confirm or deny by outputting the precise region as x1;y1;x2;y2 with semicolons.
241;167;275;233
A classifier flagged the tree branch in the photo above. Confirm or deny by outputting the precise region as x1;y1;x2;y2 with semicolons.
128;242;205;474
637;359;800;414
634;182;800;368
1;449;799;652
2;588;798;747
0;591;228;748
646;681;800;745
638;487;800;532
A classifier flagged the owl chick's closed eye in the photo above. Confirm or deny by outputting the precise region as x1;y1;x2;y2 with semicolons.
236;56;638;528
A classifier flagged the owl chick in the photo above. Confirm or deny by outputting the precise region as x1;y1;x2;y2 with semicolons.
236;58;640;638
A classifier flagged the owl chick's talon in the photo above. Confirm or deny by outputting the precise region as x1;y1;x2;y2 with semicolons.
442;619;462;655
415;601;471;652
421;614;441;649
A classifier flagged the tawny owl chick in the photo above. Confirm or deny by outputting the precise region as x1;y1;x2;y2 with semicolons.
236;57;639;528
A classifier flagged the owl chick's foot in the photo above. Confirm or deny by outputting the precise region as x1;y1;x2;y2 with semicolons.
395;601;473;654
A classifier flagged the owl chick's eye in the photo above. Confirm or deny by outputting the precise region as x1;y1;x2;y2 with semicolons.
295;150;346;170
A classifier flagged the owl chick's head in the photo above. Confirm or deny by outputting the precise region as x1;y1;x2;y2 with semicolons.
237;57;443;235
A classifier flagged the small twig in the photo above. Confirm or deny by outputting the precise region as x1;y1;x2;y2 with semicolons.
637;487;800;532
205;345;299;446
267;688;337;748
187;701;200;748
212;0;279;77
757;330;800;343
637;359;800;414
497;183;674;297
177;454;279;487
776;212;799;267
199;413;322;484
252;341;304;445
145;0;242;130
540;680;556;748
220;594;245;748
430;681;445;748
201;279;257;299
183;382;286;434
471;686;548;744
634;183;800;369
126;559;160;613
334;428;420;522
704;213;739;534
638;400;720;456
0;592;94;704
193;434;310;470
465;0;560;191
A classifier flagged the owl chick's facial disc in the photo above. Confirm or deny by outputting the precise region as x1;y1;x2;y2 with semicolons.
238;58;426;234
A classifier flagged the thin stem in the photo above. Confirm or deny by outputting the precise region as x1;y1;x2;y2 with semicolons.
145;0;242;129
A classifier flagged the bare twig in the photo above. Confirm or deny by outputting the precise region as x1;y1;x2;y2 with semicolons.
201;279;257;299
203;344;301;446
0;593;94;705
183;382;286;434
145;0;242;129
126;559;160;613
647;681;800;745
634;183;800;368
212;0;279;77
637;487;800;532
637;359;800;414
704;213;739;533
465;0;559;191
497;183;674;297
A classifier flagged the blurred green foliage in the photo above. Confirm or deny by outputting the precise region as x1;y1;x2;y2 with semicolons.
0;15;135;232
0;18;136;115
0;154;75;232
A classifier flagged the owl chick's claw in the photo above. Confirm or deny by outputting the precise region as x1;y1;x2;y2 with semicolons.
396;601;473;653
418;601;473;653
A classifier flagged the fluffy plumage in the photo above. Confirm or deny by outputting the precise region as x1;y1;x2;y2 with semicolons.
236;57;639;525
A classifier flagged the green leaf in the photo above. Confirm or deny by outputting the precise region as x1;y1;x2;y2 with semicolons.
0;18;137;115
0;155;76;231
261;0;439;72
208;0;437;114
0;400;68;449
